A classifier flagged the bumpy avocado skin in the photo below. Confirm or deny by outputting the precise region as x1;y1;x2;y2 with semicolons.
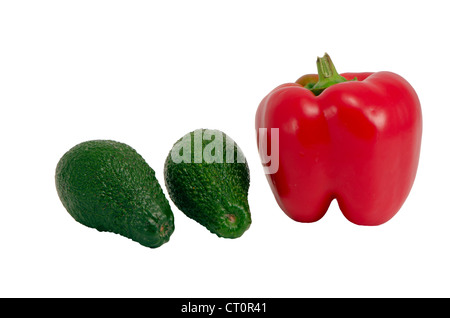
55;140;174;248
164;129;251;238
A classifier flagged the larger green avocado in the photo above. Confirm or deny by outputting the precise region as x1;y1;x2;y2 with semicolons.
164;129;251;239
55;140;174;248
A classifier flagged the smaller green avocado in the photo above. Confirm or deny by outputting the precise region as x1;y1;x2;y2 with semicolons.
164;129;251;239
55;140;174;248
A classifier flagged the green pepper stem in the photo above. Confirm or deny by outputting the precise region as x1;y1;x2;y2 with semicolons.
309;53;350;96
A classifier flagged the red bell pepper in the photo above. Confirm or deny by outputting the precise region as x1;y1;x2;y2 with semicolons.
255;53;422;225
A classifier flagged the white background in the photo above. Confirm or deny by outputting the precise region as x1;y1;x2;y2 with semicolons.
1;0;449;298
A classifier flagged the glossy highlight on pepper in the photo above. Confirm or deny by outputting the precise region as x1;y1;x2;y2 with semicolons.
255;53;422;226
